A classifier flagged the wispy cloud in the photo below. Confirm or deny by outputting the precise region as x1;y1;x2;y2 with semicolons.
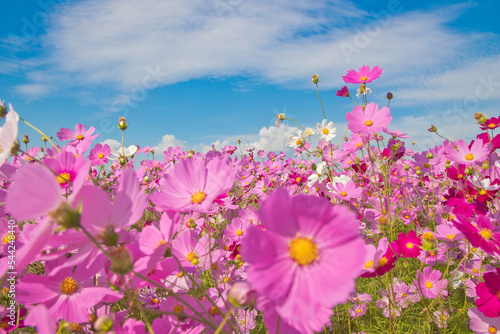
7;0;497;106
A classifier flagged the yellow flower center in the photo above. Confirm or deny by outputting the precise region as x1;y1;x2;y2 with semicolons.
365;120;373;126
479;228;492;240
191;191;206;204
296;177;301;183
488;326;497;333
472;268;479;274
236;229;243;236
424;163;430;168
401;293;407;298
488;123;496;128
76;134;84;140
289;236;319;266
364;260;374;269
425;281;433;289
479;189;487;195
406;242;414;249
356;142;363;147
177;271;184;277
377;257;388;267
340;191;347;197
152;298;159;304
356;308;362;313
209;306;218;315
422;232;436;242
186;251;198;263
464;153;474;161
173;305;184;313
60;277;78;295
98;153;105;159
2;234;11;245
322;128;329;135
360;76;368;81
56;172;71;184
241;320;246;325
446;234;455;240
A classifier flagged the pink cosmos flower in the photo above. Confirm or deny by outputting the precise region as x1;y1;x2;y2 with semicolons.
475;268;500;318
224;217;251;243
453;214;500;256
342;65;383;84
395;230;422;258
346;102;392;134
415;266;448;299
468;307;500;333
446;139;491;165
327;180;362;200
150;157;235;213
87;143;111;165
17;268;121;323
42;151;87;189
241;188;366;333
57;124;98;145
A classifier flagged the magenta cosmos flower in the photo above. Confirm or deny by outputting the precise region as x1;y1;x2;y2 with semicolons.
453;214;500;256
241;188;366;333
342;65;383;84
150;157;235;213
446;138;491;165
87;143;111;165
395;230;422;258
346;102;392;134
56;123;98;147
336;86;350;97
415;266;448;299
475;268;500;318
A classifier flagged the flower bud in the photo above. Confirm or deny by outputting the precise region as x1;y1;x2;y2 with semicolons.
22;135;30;144
474;113;487;124
228;281;257;308
118;117;128;130
42;135;49;142
118;156;127;165
48;202;81;229
144;176;151;183
426;153;434;159
99;226;119;247
445;160;451;168
109;245;133;275
311;74;319;83
465;166;474;175
377;216;391;231
188;150;195;158
428;125;437;133
94;315;114;332
0;100;6;119
421;232;437;251
386;92;393;100
482;161;490;170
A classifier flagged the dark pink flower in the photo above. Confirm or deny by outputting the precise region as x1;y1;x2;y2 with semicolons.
453;215;500;256
475;268;500;318
336;86;350;97
395;230;422;258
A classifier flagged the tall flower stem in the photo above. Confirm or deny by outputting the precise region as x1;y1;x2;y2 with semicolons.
19;117;60;153
315;83;327;119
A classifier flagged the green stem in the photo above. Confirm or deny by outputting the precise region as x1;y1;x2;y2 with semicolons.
214;306;234;334
19;117;60;153
315;83;327;119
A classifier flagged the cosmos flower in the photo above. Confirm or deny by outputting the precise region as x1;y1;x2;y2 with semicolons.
241;188;366;333
346;102;392;134
342;65;383;84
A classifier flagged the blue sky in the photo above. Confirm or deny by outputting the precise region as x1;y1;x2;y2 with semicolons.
1;0;499;155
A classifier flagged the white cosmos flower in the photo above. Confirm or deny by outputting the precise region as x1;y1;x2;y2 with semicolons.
331;174;352;186
0;104;19;165
286;130;306;148
469;175;500;191
316;119;336;141
307;161;328;187
304;127;316;137
111;145;138;159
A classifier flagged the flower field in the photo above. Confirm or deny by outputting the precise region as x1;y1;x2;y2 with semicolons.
1;66;500;333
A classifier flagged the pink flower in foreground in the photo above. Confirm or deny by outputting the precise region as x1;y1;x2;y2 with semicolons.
241;188;366;333
453;214;500;256
415;266;448;299
342;65;383;84
150;157;235;213
446;139;491;165
346;102;392;134
475;267;500;318
468;307;500;333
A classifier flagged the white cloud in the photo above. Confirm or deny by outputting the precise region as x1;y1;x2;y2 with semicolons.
12;83;51;98
154;134;187;154
100;138;121;151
